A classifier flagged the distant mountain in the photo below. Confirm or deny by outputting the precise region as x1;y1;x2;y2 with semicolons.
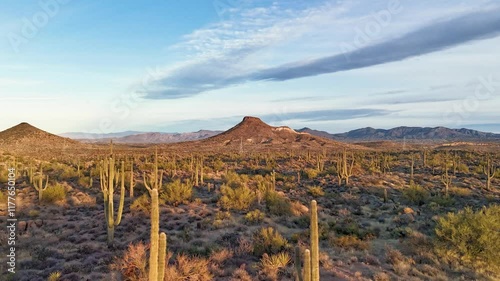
0;122;80;153
59;131;142;139
298;126;500;141
200;116;351;149
111;130;223;144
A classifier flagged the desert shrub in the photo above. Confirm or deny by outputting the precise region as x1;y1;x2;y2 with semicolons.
434;205;500;275
223;171;245;188
47;271;62;281
42;184;66;204
218;184;255;211
308;185;325;197
161;179;192;206
402;183;429;205
111;242;148;281
449;187;472;197
260;252;291;280
332;235;369;251
58;166;79;180
230;264;252;281
77;176;92;188
303;168;318;179
244;209;265;224
385;246;415;276
164;254;213;281
130;193;150;215
264;191;292;216
28;209;40;218
456;163;469;173
373;272;390;281
430;195;455;208
0;190;6;205
253;227;289;256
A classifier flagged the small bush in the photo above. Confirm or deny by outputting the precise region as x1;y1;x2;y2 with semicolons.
111;242;148;281
260;252;291;280
435;205;500;275
265;191;292;216
332;235;369;251
402;183;429;205
308;186;325;197
130;194;150;215
42;184;66;204
218;184;255;211
303;168;318;179
253;227;288;256
244;209;265;224
164;254;213;281
449;187;472;197
47;271;62;281
161;179;192;206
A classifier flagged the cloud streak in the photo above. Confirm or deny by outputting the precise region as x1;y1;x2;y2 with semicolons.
142;6;500;99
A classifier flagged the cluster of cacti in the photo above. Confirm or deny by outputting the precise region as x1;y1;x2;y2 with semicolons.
99;155;125;247
295;200;320;281
336;149;354;186
483;154;497;190
316;154;324;172
33;164;48;203
380;153;391;174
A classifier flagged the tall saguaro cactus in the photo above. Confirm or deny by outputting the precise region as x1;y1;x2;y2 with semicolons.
99;157;125;247
33;165;48;203
144;148;168;281
310;200;320;281
483;154;497;190
129;160;135;198
294;200;321;280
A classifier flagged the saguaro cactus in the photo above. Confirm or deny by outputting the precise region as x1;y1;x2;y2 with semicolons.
310;200;319;281
99;158;125;246
303;249;311;281
294;246;303;281
33;165;48;202
129;160;135;198
144;149;168;281
483;154;497;190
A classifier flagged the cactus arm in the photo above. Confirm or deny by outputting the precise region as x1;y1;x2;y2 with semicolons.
115;161;125;226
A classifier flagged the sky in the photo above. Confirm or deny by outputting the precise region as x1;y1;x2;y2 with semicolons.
1;0;500;135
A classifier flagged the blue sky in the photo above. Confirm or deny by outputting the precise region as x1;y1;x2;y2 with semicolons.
1;0;500;134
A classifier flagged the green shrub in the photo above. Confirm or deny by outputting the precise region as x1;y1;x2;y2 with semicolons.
253;227;288;256
264;191;292;216
303;168;318;179
47;271;62;281
42;184;66;204
0;190;6;205
223;171;245;188
244;209;265;224
218;184;255;211
402;183;429;205
435;205;500;275
331;235;369;251
308;185;325;197
161;179;192;206
130;193;150;215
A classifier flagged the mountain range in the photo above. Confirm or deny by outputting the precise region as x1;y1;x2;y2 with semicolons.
59;124;500;143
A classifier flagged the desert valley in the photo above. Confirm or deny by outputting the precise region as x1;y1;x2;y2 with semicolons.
0;117;498;281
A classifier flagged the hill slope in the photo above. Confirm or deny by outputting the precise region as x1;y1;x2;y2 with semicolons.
0;122;80;154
